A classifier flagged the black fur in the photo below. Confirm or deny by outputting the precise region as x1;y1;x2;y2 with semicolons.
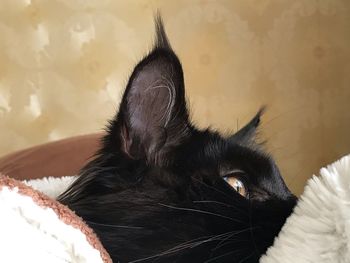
59;16;296;263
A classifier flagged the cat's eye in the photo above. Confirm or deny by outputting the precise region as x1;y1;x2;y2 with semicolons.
223;170;247;197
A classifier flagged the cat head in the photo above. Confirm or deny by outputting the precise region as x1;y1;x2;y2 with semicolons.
60;16;296;263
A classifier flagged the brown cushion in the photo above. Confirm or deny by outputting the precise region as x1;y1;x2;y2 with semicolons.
0;133;104;180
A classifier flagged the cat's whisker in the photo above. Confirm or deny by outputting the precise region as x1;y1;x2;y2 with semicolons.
158;203;244;223
163;231;238;253
85;221;144;229
238;250;257;263
193;200;233;207
204;248;242;263
248;200;260;257
192;178;247;213
157;236;225;256
193;199;248;216
128;231;238;263
192;177;232;200
212;227;257;252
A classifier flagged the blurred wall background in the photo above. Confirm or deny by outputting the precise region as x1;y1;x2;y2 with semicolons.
0;0;349;195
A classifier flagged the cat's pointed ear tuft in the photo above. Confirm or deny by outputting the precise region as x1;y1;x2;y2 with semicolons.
154;13;172;50
229;107;266;145
115;16;190;164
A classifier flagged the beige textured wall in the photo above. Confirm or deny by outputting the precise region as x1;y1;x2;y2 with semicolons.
0;0;349;194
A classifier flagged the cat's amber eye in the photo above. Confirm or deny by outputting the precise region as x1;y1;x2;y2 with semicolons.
223;173;247;198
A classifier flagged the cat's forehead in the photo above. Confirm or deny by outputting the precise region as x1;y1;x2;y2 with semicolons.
183;130;271;172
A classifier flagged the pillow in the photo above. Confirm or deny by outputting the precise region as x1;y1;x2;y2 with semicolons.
0;133;103;180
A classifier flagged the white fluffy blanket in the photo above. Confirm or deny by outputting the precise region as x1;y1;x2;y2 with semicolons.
0;175;111;263
262;154;350;263
0;155;349;263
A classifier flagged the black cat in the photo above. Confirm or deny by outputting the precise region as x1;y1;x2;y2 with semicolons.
59;16;296;263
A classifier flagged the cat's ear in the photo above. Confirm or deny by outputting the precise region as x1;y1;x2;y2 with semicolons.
116;16;190;163
229;107;265;145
